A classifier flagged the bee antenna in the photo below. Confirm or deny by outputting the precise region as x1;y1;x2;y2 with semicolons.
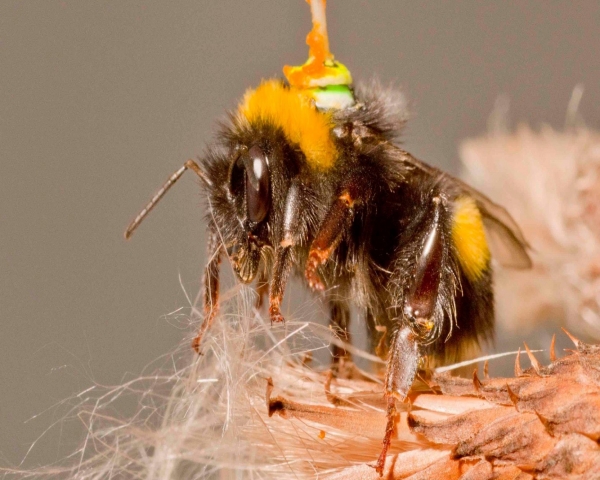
124;159;211;240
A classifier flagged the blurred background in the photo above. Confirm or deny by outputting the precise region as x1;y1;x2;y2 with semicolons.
1;0;599;471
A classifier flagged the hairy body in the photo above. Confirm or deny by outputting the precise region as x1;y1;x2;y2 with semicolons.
128;79;530;474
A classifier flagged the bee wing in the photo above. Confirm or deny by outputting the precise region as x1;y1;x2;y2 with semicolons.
398;150;532;269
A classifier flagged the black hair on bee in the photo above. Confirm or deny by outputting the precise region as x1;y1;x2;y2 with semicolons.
125;1;531;475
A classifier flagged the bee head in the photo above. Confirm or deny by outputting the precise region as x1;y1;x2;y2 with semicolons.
125;1;355;286
204;77;350;284
204;122;301;284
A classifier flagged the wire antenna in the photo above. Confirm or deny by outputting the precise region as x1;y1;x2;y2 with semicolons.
124;160;211;240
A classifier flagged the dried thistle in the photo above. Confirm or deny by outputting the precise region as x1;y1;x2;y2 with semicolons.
263;330;600;479
3;288;599;479
460;124;600;338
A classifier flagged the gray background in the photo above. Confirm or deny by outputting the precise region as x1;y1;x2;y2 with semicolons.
1;0;599;471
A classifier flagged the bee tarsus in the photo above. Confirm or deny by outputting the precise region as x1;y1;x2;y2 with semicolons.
375;395;401;475
191;228;222;355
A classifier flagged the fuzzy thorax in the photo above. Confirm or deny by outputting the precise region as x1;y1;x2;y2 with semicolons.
237;79;338;170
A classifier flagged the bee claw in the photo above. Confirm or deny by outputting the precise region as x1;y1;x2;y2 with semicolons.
269;304;286;325
305;266;326;291
305;249;328;291
191;336;204;356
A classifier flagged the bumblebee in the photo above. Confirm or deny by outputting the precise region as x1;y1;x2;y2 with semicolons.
125;0;530;474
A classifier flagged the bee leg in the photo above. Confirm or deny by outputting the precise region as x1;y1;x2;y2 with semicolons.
403;196;445;336
376;326;420;475
192;227;222;354
384;326;420;401
329;298;352;374
268;180;302;324
305;186;358;290
377;198;446;474
268;245;293;324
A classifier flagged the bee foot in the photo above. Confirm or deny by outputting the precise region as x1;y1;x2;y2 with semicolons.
305;265;325;291
375;396;398;476
305;249;328;291
269;305;286;325
191;335;205;356
307;275;325;291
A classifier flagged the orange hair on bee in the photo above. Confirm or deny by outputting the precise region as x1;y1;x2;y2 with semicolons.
238;80;338;170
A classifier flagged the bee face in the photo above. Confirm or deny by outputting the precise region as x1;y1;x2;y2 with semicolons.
208;127;300;284
222;144;271;283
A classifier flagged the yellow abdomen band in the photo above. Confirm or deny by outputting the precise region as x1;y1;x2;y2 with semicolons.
451;196;490;281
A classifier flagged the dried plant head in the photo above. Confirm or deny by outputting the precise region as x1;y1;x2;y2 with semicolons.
5;286;600;479
460;108;600;339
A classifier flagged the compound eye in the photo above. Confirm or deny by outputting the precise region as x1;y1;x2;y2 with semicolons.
245;145;270;223
229;153;245;199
